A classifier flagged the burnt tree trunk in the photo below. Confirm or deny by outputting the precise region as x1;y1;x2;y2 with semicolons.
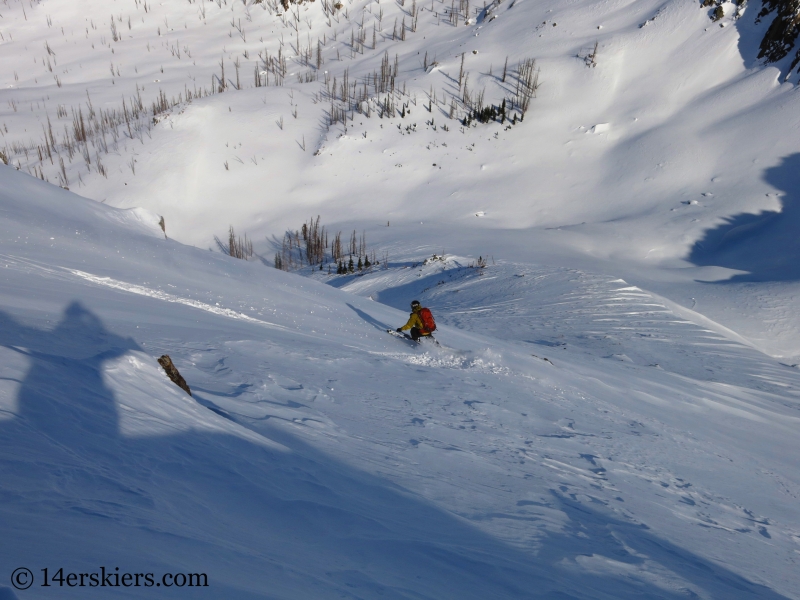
157;355;192;396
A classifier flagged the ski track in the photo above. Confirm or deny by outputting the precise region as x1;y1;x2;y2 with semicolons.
185;328;800;593
144;288;800;600
317;258;800;594
340;259;800;399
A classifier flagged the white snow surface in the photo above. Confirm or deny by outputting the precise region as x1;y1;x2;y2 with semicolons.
3;0;800;356
1;0;800;597
2;153;800;600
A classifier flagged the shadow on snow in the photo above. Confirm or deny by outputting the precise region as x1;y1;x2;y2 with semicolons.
689;153;800;282
0;302;788;599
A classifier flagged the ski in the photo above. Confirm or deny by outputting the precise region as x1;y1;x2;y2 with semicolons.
387;329;418;343
387;329;440;346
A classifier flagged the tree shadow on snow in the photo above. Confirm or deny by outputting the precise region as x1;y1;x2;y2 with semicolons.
689;153;800;282
0;303;789;599
346;303;393;333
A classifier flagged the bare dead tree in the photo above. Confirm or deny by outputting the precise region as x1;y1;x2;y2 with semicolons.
515;57;539;114
228;225;254;259
332;231;343;261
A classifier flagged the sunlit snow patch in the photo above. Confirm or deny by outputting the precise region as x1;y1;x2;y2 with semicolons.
69;269;286;330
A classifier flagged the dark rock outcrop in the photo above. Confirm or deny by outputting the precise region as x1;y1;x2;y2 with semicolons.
157;355;192;396
755;0;800;71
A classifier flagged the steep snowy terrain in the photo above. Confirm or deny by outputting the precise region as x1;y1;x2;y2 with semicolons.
2;0;800;597
2;155;800;599
3;0;800;357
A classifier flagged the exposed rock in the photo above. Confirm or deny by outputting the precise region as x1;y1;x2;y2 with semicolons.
157;355;191;396
756;0;800;71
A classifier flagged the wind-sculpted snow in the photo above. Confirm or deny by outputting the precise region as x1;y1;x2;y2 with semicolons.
0;254;283;328
68;268;285;329
339;256;800;396
2;0;800;595
2;0;800;359
1;169;799;599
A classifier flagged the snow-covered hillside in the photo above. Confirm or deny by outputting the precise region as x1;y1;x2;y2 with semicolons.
2;0;800;597
2;152;800;599
3;0;800;356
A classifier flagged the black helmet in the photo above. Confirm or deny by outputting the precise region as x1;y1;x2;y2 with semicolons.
411;300;421;310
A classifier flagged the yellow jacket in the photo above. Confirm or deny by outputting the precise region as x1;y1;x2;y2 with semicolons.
399;309;431;335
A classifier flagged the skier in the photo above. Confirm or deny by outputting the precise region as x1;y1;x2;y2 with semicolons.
397;300;436;341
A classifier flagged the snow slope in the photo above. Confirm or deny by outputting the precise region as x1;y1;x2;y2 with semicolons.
2;0;800;597
3;0;800;358
2;160;800;598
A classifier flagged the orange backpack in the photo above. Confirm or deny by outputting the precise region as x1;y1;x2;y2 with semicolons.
419;307;436;333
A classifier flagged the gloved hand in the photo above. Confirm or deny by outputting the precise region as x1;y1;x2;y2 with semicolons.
396;328;402;333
